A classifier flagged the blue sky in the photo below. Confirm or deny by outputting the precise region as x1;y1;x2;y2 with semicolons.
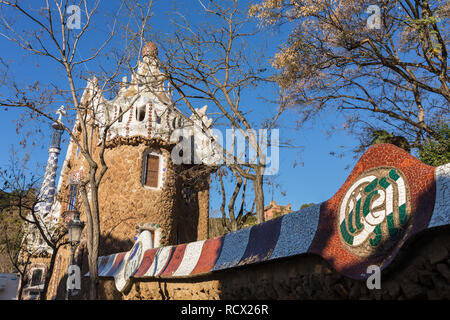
0;0;361;216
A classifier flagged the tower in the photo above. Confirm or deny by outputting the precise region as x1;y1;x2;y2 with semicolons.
28;111;65;253
22;112;65;300
35;117;64;220
55;41;217;256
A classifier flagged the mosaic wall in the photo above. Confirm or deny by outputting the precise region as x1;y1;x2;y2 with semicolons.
94;144;449;291
34;123;64;216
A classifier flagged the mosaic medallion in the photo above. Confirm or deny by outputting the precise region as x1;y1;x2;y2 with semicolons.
114;230;152;292
338;166;411;257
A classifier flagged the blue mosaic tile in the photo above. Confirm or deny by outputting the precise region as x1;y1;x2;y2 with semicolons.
239;217;282;265
269;203;322;260
212;227;251;271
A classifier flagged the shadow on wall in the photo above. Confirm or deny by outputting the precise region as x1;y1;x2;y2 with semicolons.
115;225;449;300
174;167;211;244
91;176;449;300
213;225;450;300
53;233;133;300
175;178;200;245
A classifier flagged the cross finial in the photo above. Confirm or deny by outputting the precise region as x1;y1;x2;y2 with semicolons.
56;105;67;122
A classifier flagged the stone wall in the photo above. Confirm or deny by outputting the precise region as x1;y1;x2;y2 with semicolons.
197;188;210;240
98;226;450;300
98;143;177;251
48;142;449;300
174;169;211;244
48;128;212;299
91;144;449;300
56;131;210;252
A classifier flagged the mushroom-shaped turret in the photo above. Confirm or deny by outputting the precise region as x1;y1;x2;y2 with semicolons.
142;41;158;59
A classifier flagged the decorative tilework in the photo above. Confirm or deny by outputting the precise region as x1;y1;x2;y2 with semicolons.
308;144;437;279
94;144;449;287
238;217;282;265
29;123;63;253
212;227;251;271
429;163;450;228
172;240;205;276
92;253;117;277
160;244;187;276
191;237;223;274
97;256;111;275
133;248;158;278
105;252;126;277
270;204;321;260
145;246;174;277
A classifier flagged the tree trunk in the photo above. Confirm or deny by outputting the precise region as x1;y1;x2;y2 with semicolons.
79;178;99;300
40;247;58;300
17;276;25;300
88;255;98;300
88;180;101;300
254;171;265;224
231;219;238;231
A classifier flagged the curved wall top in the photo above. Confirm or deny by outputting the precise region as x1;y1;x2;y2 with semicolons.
92;144;449;291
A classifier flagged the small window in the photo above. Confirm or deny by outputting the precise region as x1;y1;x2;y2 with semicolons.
118;107;123;122
30;269;43;287
142;152;160;188
136;105;146;122
67;184;78;211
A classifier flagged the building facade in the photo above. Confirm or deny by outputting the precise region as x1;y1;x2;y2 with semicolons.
23;41;217;299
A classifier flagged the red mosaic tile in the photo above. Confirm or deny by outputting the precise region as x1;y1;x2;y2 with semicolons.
308;144;436;279
159;244;187;277
191;237;224;275
133;248;158;278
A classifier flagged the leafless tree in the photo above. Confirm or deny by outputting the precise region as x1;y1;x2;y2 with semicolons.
124;0;285;224
217;166;255;232
0;0;151;299
0;153;68;300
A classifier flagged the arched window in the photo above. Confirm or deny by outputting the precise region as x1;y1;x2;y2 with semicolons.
67;183;78;211
30;269;43;287
141;149;161;189
118;107;123;122
136;105;146;121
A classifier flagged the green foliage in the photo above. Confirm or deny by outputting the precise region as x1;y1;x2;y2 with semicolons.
0;191;25;273
369;130;411;152
241;215;258;228
300;203;315;210
0;190;10;211
272;210;284;219
208;214;258;238
419;123;450;167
